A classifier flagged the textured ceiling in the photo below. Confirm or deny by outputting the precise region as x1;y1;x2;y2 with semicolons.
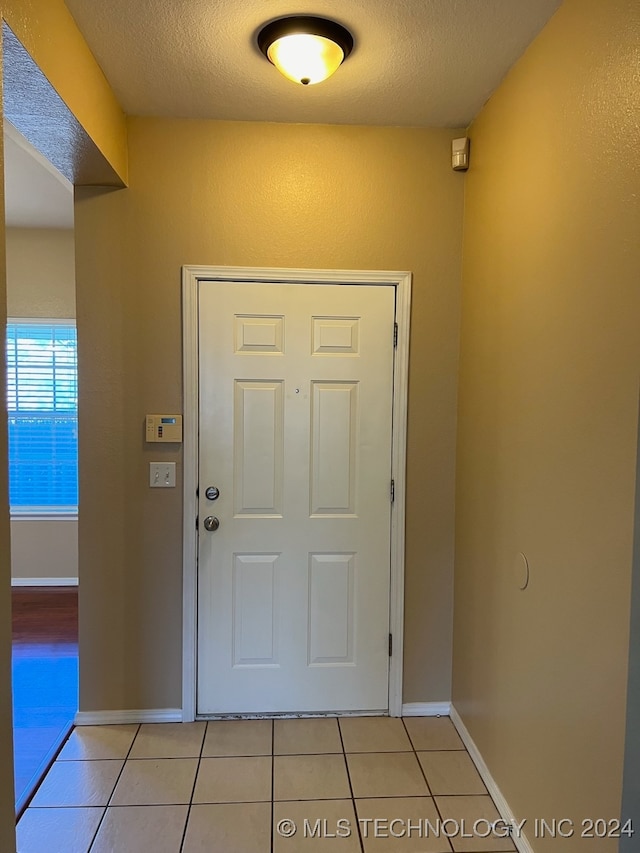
64;0;562;127
4;123;74;229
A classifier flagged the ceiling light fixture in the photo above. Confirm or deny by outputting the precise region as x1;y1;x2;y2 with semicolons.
257;16;353;86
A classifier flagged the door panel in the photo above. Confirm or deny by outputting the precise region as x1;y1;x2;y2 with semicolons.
308;552;355;665
233;380;284;516
310;382;358;516
197;282;395;714
232;553;279;667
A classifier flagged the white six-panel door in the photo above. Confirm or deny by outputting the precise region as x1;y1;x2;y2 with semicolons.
197;281;395;714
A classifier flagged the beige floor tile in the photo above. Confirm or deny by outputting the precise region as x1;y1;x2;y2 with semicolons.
110;758;198;805
16;807;104;853
355;797;451;852
435;796;515;852
347;752;430;798
202;719;272;757
128;722;206;758
339;717;412;753
275;718;342;755
275;754;352;801
193;756;272;803
274;799;361;851
418;751;486;795
91;805;188;853
403;717;464;751
30;760;123;807
58;725;139;761
183;802;271;853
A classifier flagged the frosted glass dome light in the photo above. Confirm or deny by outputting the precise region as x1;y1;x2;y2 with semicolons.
258;16;354;86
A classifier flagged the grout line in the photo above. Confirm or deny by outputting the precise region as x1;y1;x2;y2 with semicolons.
402;717;458;850
401;717;453;853
337;719;366;853
25;791;491;808
272;750;344;757
401;719;433;798
402;720;418;753
57;748;464;759
408;747;467;752
343;749;414;754
86;723;141;852
105;755;212;761
270;719;275;853
341;748;464;754
178;722;208;852
275;794;439;802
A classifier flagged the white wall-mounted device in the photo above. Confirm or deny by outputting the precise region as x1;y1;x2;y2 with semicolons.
452;136;470;171
146;414;183;443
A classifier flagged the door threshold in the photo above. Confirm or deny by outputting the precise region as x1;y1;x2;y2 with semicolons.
196;709;389;721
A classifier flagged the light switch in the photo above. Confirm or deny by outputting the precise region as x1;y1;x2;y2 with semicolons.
149;462;176;488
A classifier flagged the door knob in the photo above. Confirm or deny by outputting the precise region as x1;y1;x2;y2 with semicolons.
203;516;220;532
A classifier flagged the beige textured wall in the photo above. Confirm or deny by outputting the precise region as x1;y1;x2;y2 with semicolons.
0;125;15;850
11;520;78;582
621;404;640;847
6;227;75;318
75;118;464;711
0;4;126;846
7;229;78;581
453;0;640;848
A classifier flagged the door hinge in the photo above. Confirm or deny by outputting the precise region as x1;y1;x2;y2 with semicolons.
388;633;393;656
390;479;395;503
393;322;398;348
195;516;199;531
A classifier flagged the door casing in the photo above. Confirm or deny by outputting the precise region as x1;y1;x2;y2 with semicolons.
181;265;412;721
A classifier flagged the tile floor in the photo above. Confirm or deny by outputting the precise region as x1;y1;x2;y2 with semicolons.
17;716;516;852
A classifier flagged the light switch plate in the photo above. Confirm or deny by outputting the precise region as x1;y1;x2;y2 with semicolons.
149;462;176;488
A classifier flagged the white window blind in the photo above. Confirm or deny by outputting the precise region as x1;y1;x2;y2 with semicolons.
6;320;78;513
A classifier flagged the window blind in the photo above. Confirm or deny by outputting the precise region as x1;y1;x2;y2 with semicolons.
6;321;78;512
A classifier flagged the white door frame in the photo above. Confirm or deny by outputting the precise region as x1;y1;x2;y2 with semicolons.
181;266;412;721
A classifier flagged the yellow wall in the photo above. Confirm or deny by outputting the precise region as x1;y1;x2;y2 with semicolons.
453;0;640;847
2;0;127;182
74;118;464;711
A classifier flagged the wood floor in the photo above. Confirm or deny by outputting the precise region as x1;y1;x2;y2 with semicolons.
12;587;78;815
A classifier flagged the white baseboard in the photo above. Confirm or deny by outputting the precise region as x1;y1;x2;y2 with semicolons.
401;702;452;716
450;705;535;853
75;709;183;725
12;577;78;587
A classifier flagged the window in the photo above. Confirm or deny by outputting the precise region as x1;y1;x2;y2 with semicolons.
6;320;78;514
